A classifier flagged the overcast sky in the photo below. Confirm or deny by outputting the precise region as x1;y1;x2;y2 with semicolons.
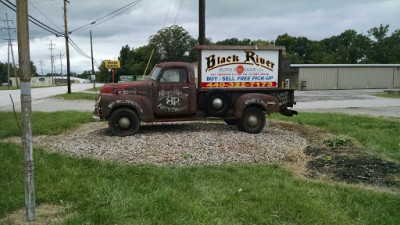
0;0;399;75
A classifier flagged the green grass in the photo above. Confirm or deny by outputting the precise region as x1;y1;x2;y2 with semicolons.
0;86;18;90
271;113;400;161
1;112;400;224
1;143;399;225
86;86;103;92
53;92;98;100
0;111;92;139
0;86;52;90
373;93;400;99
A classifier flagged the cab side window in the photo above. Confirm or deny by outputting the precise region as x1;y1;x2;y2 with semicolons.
160;68;187;83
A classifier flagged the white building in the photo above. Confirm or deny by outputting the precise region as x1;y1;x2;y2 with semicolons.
8;76;91;87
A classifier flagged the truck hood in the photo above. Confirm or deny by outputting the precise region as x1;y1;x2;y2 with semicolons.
100;80;151;95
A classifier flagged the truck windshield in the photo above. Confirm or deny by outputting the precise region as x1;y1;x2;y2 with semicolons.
148;66;161;81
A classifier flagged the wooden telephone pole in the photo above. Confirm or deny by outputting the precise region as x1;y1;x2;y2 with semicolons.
90;30;95;89
199;0;205;45
16;0;36;222
64;0;71;94
2;13;19;88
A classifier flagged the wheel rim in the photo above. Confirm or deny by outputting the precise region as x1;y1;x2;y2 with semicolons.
212;97;223;110
118;117;131;129
247;115;259;127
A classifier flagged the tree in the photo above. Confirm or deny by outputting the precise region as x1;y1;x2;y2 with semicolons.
117;45;132;75
320;30;372;63
368;24;392;63
30;61;38;76
368;24;389;43
275;34;313;63
129;44;160;75
97;61;111;83
149;25;197;62
78;70;92;80
251;39;272;46
307;41;336;64
0;62;15;83
215;38;252;46
387;29;400;63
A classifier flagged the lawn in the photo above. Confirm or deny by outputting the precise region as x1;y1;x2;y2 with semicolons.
373;92;400;99
0;86;18;90
0;111;92;139
1;142;399;225
0;86;47;90
86;86;103;92
0;111;399;224
52;92;99;101
271;113;400;162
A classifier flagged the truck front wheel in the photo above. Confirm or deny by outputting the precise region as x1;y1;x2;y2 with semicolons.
109;108;140;136
238;106;265;133
203;90;231;117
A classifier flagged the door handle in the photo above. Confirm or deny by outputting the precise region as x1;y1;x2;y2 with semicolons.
182;86;189;89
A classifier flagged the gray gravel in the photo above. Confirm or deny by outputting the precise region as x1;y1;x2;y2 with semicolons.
30;121;307;165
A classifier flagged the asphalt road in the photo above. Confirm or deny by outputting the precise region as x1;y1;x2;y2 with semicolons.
293;89;400;118
1;85;399;118
0;83;100;112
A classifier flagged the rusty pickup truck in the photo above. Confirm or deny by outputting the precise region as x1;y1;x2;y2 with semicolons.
93;45;297;136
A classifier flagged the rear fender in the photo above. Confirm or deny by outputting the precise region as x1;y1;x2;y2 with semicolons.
234;93;279;118
100;95;154;121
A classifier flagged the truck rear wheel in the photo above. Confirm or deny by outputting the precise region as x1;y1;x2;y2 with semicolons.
203;90;231;117
109;108;140;136
238;106;265;133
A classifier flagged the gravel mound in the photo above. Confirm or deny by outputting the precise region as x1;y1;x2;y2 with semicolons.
32;121;308;165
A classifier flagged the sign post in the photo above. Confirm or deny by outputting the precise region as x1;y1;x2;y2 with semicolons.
105;60;120;83
112;68;115;83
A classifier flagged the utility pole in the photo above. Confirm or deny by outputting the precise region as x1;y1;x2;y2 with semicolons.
199;0;205;45
198;0;205;88
59;51;64;77
64;0;72;94
16;0;36;222
7;45;10;89
47;40;55;85
90;30;95;89
38;60;44;76
2;13;19;88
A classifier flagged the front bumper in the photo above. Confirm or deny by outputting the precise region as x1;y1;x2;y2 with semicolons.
93;104;101;120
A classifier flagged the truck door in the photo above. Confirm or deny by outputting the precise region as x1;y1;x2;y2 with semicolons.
154;66;196;116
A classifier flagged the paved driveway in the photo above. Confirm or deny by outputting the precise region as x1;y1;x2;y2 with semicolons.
293;89;400;118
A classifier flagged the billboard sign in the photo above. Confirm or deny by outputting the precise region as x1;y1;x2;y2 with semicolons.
200;49;279;88
105;60;121;69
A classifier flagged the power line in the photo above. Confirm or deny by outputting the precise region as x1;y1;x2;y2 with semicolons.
163;0;172;27
68;37;91;59
29;1;63;31
174;0;185;25
69;0;142;33
0;0;63;36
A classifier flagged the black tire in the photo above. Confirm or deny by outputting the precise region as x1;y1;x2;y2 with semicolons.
224;119;238;125
108;108;140;136
238;106;265;133
203;90;231;117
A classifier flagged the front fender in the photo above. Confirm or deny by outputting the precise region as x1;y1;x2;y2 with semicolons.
234;93;279;118
99;94;154;121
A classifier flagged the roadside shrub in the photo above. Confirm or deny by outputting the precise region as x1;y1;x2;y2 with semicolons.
325;136;351;147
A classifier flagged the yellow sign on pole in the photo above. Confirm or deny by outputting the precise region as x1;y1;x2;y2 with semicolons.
105;60;120;68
